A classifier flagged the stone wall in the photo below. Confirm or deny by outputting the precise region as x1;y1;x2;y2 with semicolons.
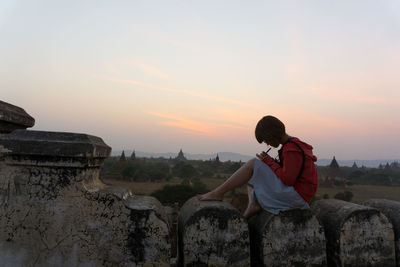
0;101;170;266
1;100;399;266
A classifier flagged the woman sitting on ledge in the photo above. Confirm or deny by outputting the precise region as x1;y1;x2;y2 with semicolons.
197;115;318;219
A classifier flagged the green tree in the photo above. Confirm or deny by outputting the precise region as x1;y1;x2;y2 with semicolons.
172;162;198;179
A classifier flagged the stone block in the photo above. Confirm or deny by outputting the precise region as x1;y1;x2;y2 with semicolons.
0;106;172;266
248;209;326;267
0;129;170;266
0;130;111;203
178;197;250;266
312;199;396;267
124;195;171;266
0;100;35;133
364;199;400;266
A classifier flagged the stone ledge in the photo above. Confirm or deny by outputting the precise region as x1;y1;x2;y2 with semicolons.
0;130;111;165
0;100;35;133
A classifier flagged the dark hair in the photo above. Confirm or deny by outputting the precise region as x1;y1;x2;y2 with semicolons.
255;115;285;143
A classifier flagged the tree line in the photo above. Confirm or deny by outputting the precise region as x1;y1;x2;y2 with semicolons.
100;157;243;182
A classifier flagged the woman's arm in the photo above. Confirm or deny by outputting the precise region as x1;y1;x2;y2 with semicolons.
262;150;303;185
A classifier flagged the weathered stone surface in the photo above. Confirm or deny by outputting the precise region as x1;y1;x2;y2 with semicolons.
0;131;171;266
312;199;396;267
0;174;131;266
178;197;250;266
124;195;171;266
0;100;35;133
248;209;326;267
0;130;111;164
363;199;400;266
0;177;171;266
0;130;111;202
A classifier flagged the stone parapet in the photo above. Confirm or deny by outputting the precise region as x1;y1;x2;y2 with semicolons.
0;127;171;266
178;197;250;266
248;209;326;267
0;130;111;202
364;199;400;266
312;199;396;267
0;129;111;167
0;100;35;133
0;178;171;266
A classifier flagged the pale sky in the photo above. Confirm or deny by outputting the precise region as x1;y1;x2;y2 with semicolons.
1;1;399;160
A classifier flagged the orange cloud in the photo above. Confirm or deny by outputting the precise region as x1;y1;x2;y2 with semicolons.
96;75;255;108
211;107;253;128
139;63;170;80
128;59;171;80
146;111;213;135
146;110;250;138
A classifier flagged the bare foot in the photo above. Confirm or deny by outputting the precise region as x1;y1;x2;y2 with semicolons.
243;199;262;219
196;191;223;201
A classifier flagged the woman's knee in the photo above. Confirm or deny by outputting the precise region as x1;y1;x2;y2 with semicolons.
243;158;256;171
246;158;256;166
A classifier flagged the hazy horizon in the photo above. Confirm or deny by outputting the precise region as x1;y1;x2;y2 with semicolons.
1;1;399;160
110;149;400;167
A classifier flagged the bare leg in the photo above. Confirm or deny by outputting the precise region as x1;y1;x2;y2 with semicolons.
197;158;256;201
243;186;262;219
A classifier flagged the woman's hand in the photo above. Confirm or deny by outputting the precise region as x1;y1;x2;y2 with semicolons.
256;151;270;161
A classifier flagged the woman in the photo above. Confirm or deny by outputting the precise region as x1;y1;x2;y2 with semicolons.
197;115;318;219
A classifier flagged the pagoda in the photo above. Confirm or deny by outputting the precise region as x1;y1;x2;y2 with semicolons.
329;156;339;169
326;156;342;179
175;149;187;161
119;150;126;162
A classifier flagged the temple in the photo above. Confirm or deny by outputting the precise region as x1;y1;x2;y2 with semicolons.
175;149;186;161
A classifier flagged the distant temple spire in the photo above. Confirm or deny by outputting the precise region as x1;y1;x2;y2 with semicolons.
130;150;136;160
119;150;126;162
216;153;220;163
329;156;339;169
325;156;342;179
352;161;358;169
175;149;186;161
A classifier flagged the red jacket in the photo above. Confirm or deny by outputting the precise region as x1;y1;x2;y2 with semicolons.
262;137;318;203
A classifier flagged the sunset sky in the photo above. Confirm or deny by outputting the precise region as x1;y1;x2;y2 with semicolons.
1;1;399;160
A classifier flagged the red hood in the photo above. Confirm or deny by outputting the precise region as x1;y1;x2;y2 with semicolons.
285;137;318;162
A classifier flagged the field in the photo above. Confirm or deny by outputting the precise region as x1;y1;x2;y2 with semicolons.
101;177;400;204
315;185;400;203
